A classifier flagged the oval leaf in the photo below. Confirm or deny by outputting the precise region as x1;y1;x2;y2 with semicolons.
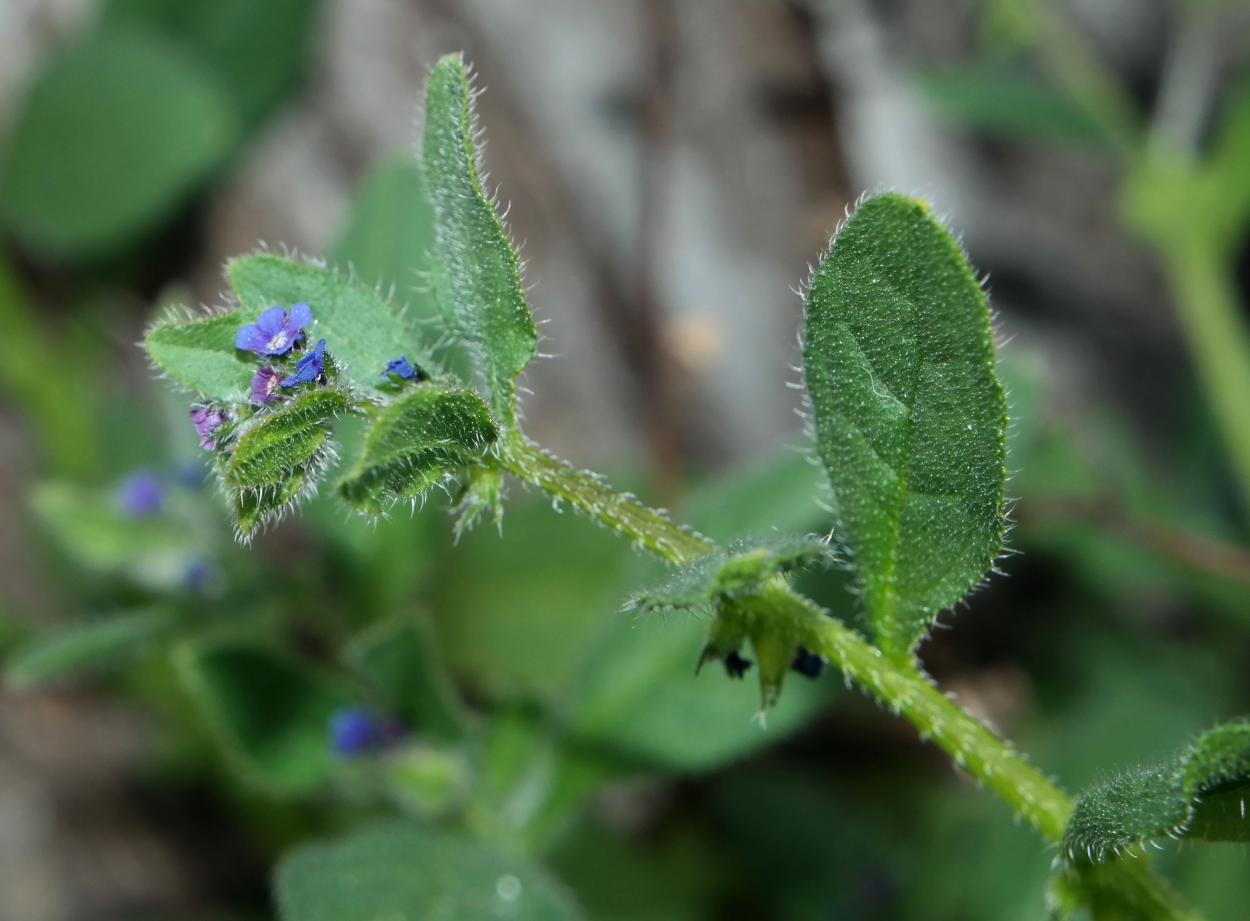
228;254;435;395
1064;720;1250;863
421;54;538;430
146;311;258;401
338;386;498;517
802;193;1007;659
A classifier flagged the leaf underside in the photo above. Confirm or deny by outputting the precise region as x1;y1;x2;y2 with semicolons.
802;193;1007;659
338;386;498;517
420;53;537;430
1063;720;1250;863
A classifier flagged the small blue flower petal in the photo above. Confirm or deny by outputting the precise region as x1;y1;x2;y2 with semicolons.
235;305;313;357
281;338;327;388
329;708;382;756
382;356;421;381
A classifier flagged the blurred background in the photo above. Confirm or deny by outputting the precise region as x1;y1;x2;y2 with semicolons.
1;0;1249;919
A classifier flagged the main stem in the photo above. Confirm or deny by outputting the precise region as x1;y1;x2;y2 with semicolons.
502;438;1202;920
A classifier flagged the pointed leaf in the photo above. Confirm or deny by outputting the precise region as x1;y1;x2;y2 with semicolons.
274;820;582;921
1064;720;1250;863
223;388;351;539
5;609;175;690
146;311;258;401
421;54;538;429
228;254;435;395
802;193;1007;659
338;386;497;517
175;637;349;795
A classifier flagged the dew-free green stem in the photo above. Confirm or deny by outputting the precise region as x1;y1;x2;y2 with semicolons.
503;439;1202;920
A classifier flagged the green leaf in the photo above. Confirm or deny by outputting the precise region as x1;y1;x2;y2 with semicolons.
102;0;322;129
0;25;238;259
421;54;538;429
342;616;466;738
146;311;257;401
1063;720;1250;863
274;820;582;921
330;156;438;315
338;386;498;517
32;481;203;588
628;534;832;614
175;637;348;795
802;193;1007;659
917;64;1112;147
222;388;351;539
228;253;435;395
5;609;175;690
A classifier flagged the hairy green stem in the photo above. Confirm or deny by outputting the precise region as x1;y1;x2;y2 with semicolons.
503;438;1202;919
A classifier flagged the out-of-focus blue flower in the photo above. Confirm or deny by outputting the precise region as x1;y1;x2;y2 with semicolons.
183;558;221;596
791;646;825;679
382;356;424;382
281;338;327;388
189;406;226;451
329;707;403;757
116;471;163;518
250;366;282;405
174;461;207;490
234;303;312;357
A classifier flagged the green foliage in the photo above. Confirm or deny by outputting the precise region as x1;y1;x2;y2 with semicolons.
102;0;323;129
1063;721;1250;863
176;637;348;795
802;193;1008;660
342;616;466;738
223;388;352;539
146;312;258;402
274;820;582;921
0;25;237;259
421;54;538;430
32;481;204;588
917;63;1112;146
338;386;497;518
228;254;436;395
628;534;832;614
4;609;175;690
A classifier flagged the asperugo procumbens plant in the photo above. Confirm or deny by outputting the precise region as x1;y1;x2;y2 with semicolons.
144;55;1248;919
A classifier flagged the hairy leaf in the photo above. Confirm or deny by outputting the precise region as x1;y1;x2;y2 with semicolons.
229;254;434;394
338;387;497;517
146;312;258;401
1064;720;1250;863
222;388;350;539
175;637;348;795
274;820;582;921
628;534;832;614
0;25;237;258
421;54;537;429
802;193;1007;659
5;609;175;690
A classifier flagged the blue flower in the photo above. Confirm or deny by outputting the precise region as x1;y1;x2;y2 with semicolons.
250;366;282;405
234;303;312;357
281;338;327;388
790;646;825;679
382;356;425;382
328;707;403;757
116;471;163;518
189;406;226;451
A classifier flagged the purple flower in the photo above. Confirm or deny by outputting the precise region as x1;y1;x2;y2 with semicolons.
116;471;163;518
328;708;404;757
791;646;825;679
189;406;226;451
250;367;282;405
382;356;424;382
281;338;327;388
234;303;312;357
